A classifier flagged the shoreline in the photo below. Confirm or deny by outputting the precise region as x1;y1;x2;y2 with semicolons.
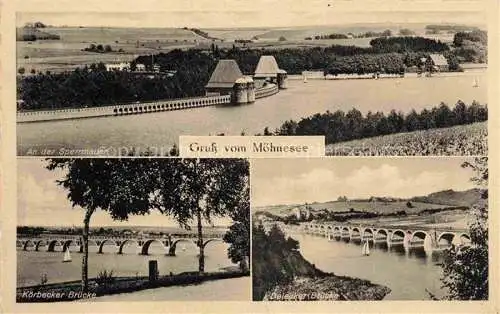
17;270;249;303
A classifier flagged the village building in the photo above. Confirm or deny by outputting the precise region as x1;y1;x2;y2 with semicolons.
105;62;130;72
425;54;449;72
135;63;146;71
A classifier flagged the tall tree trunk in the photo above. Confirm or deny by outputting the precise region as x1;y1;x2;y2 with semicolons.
197;205;204;273
82;209;93;292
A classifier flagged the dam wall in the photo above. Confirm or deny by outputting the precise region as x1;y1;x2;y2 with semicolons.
17;95;231;123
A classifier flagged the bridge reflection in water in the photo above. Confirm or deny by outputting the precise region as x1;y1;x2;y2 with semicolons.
300;223;471;255
17;234;224;256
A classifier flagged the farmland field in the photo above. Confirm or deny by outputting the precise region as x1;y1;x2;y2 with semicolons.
17;27;209;73
326;122;487;156
255;200;457;218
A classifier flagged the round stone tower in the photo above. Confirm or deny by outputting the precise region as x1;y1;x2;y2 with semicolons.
246;76;255;103
233;77;248;105
277;69;288;89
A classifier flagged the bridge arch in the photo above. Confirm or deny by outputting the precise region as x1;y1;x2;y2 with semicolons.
47;240;62;252
168;238;197;256
118;239;140;254
62;239;77;252
438;232;456;246
362;228;374;239
411;230;429;243
141;239;167;255
23;240;35;251
79;239;99;253
410;230;431;249
35;239;48;251
390;229;406;241
375;229;389;240
203;238;223;249
459;233;471;245
98;239;119;254
351;227;361;238
341;226;350;237
333;226;341;236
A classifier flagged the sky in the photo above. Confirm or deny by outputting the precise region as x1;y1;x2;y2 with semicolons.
251;157;477;207
17;158;233;227
15;0;487;28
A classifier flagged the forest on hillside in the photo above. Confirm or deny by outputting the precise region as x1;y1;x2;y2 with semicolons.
18;36;479;110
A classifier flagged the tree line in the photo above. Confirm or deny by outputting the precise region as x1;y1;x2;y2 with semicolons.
19;36;460;110
18;50;217;110
268;101;487;144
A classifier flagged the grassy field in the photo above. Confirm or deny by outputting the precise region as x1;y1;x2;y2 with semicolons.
353;209;468;230
17;27;209;73
326;122;487;156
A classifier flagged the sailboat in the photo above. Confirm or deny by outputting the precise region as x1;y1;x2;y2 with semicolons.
62;247;72;263
472;77;479;88
303;75;308;83
362;240;370;256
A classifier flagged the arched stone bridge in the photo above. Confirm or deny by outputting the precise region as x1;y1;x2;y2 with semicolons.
17;234;225;256
302;223;470;251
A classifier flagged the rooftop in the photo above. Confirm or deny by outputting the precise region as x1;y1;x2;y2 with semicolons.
428;54;448;66
206;59;243;89
254;55;280;78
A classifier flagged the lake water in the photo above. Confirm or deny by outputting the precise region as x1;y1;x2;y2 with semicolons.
17;71;487;156
288;231;448;300
17;241;243;300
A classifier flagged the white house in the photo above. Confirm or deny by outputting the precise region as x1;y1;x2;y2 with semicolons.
135;63;146;71
105;62;130;72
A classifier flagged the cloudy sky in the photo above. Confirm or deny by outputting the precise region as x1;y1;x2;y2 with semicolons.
17;158;232;227
15;0;487;28
251;157;476;207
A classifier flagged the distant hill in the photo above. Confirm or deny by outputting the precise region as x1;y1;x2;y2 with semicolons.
254;188;481;218
411;188;483;207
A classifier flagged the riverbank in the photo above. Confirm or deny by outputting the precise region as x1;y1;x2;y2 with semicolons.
252;224;391;301
264;275;390;301
17;270;249;302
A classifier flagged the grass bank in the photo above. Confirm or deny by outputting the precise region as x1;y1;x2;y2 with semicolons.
17;270;249;303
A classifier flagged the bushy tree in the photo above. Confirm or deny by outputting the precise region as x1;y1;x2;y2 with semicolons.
440;157;488;300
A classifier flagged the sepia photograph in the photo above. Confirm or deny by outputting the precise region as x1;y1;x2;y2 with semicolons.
15;4;487;156
251;157;488;301
16;158;250;302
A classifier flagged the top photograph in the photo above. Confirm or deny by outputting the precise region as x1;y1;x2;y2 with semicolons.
15;4;488;156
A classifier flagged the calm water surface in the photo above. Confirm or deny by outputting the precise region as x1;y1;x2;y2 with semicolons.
288;231;447;300
18;241;238;289
17;72;487;155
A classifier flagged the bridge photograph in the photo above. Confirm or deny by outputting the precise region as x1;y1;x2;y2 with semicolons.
251;157;488;301
16;158;250;302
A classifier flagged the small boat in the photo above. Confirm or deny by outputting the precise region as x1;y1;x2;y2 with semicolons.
472;77;479;88
62;247;72;263
181;245;186;252
362;241;370;256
